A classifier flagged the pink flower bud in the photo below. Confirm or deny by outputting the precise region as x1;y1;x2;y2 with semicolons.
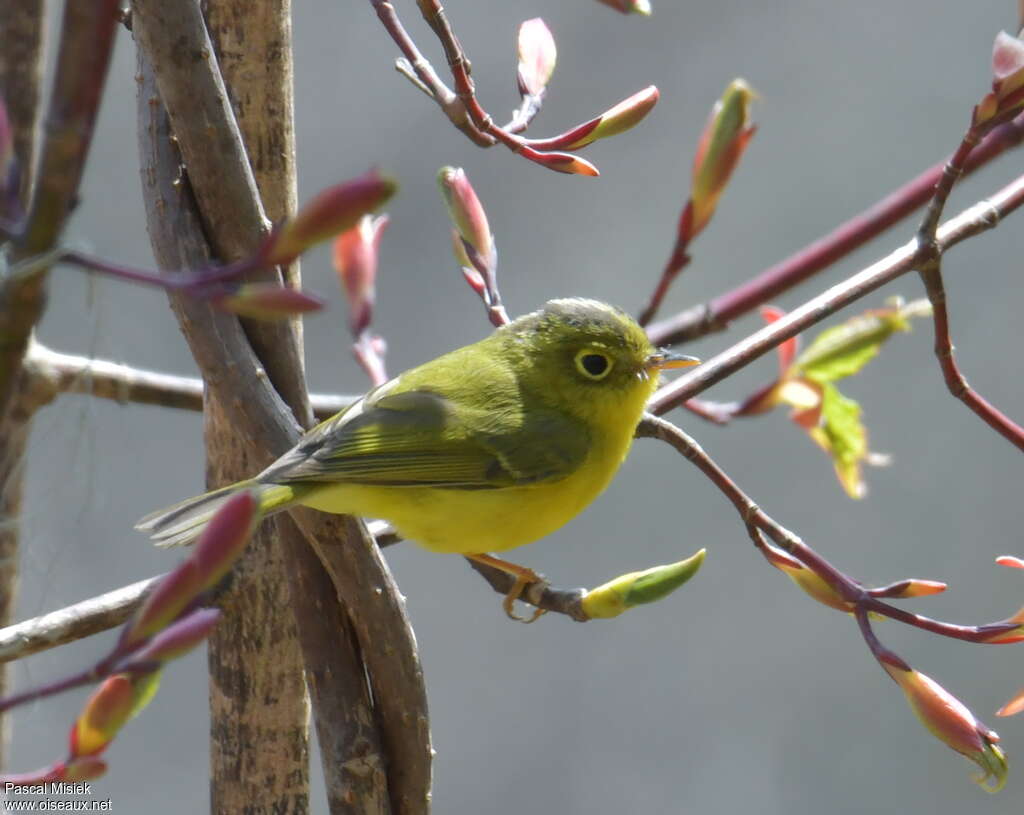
213;283;324;321
882;661;1007;791
438;167;496;269
124;608;221;666
992;31;1024;100
262;170;397;266
333;214;389;337
193;491;258;591
121;561;203;648
685;78;757;242
517;19;556;97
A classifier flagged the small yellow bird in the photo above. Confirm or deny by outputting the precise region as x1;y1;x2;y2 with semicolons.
137;298;698;617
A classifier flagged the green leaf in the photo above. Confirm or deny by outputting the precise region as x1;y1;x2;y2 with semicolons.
796;298;928;384
816;383;867;498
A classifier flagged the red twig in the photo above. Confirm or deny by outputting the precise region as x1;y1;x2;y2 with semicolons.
370;0;601;175
649;168;1024;414
647;114;1024;347
639;415;1020;644
912;116;1024;452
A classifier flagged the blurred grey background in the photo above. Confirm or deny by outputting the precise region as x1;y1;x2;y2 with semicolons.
9;1;1024;813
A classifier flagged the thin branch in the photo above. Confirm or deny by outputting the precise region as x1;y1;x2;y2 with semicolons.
370;0;602;175
370;1;494;148
0;523;399;666
649;169;1024;414
22;341;356;420
913;119;1024;451
647;114;1024;346
638;414;1020;643
0;577;158;664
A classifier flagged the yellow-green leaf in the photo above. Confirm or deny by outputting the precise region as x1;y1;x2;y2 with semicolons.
815;383;867;498
795;298;929;384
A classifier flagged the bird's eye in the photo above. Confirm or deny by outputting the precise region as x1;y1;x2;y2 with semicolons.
574;350;613;381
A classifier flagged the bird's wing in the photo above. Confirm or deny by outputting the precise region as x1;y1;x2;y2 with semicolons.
261;385;589;489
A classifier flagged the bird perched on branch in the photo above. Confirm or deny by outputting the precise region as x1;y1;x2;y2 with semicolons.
137;298;698;619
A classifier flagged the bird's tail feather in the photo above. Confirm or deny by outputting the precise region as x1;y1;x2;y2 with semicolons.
136;479;297;548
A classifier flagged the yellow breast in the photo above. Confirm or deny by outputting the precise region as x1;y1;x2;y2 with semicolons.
297;426;635;554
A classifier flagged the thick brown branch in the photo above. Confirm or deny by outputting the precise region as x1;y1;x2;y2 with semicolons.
137;49;428;812
0;0;45;218
0;0;119;412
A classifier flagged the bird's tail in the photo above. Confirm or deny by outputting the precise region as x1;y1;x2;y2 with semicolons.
135;479;298;548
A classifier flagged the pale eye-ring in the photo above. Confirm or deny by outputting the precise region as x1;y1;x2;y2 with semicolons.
574;349;613;380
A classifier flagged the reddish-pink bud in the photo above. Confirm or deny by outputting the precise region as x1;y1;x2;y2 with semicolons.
333;214;389;337
519;145;600;176
882;663;1007;791
438;166;496;269
213;283;324;321
686;79;757;241
997;555;1024;569
124;608;221;666
992;31;1024;96
562;86;659;149
517;18;556;97
193;491;258;591
121;561;203;648
461;265;486;297
262;170;397;266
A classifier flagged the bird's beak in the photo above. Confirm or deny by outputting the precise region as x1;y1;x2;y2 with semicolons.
645;349;701;370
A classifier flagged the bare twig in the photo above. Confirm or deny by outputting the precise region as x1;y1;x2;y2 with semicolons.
913;118;1024;451
0;577;159;663
0;523;398;666
638;414;1019;643
647;114;1024;346
22;341;355;420
649;169;1024;414
370;0;602;174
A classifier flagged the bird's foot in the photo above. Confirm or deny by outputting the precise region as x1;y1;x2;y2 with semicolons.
467;553;549;623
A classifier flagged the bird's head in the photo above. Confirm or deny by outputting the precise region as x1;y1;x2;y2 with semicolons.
500;298;699;421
